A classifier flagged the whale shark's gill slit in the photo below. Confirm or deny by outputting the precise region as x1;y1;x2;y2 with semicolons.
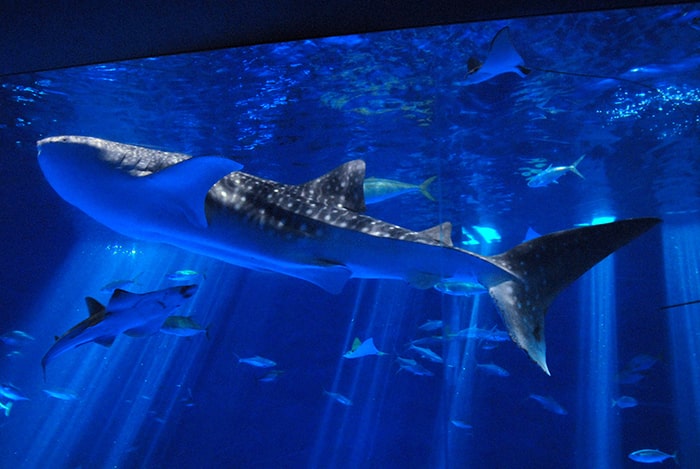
480;217;661;374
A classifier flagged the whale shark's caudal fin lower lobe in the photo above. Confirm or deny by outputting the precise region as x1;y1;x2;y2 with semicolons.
479;218;661;375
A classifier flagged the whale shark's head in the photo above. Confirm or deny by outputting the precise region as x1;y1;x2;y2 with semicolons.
38;136;243;238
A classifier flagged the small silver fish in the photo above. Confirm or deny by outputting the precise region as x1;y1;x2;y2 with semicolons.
433;281;486;296
43;388;79;401
100;272;142;293
363;176;437;204
476;363;510;377
166;270;204;282
625;354;659;372
0;383;29;401
160;315;209;338
235;354;276;368
0;330;35;347
409;344;443;363
324;390;353;406
612;395;638;409
417;319;443;332
450;419;473;430
527;155;585;188
396;356;434;376
528;394;567;415
628;449;677;464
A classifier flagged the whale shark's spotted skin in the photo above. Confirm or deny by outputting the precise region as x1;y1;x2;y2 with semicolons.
207;162;451;246
37;136;660;374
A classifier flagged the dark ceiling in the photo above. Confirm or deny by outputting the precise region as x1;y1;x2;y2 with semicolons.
1;0;690;77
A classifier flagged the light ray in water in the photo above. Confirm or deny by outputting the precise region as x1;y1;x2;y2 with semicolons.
663;222;700;466
0;231;233;468
575;250;620;469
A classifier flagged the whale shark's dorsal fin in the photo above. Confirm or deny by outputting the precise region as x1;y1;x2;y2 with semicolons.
147;157;243;228
417;222;453;247
297;160;366;212
480;218;661;375
85;297;104;317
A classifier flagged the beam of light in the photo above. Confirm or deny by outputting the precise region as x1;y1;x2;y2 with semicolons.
440;294;484;467
575;253;620;469
0;232;233;468
663;221;700;465
307;282;415;468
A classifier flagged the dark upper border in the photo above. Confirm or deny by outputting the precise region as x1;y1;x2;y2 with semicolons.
1;0;691;77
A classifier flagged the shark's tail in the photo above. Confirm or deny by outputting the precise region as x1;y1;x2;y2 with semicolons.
419;176;438;202
478;217;661;375
569;155;585;179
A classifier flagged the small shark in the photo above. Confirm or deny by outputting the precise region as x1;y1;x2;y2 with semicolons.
527;155;586;188
363;176;437;204
37;136;660;375
41;284;198;374
464;27;531;85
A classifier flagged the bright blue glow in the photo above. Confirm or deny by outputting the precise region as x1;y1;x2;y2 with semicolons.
576;253;619;469
460;227;480;246
471;225;501;243
663;223;700;465
591;216;617;225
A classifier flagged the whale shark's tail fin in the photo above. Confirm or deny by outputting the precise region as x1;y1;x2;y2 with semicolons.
479;217;661;375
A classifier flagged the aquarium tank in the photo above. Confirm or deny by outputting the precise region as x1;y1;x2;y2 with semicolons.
0;2;698;468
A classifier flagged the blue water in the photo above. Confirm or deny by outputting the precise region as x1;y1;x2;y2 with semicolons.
1;5;699;468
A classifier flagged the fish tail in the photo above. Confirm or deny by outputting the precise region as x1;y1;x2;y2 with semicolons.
4;401;12;417
419;176;438;202
569;154;585;179
478;218;661;375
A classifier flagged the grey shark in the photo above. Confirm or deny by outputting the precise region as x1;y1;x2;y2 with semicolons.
41;284;198;374
37;136;661;374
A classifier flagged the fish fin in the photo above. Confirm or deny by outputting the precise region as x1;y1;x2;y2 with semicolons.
407;272;443;289
419;176;437;202
85;297;105;317
479;218;661;375
124;319;164;337
274;263;352;294
488;27;528;76
94;336;116;347
467;57;483;74
148;156;243;229
417;222;453;247
297;160;366;212
516;65;532;76
570;155;585;179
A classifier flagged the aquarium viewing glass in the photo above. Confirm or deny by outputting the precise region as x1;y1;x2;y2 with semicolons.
0;4;698;468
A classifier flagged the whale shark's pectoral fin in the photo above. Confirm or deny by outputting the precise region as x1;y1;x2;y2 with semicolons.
146;156;243;228
480;217;661;374
281;262;353;294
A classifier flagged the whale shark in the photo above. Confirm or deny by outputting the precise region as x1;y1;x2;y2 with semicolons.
41;284;198;375
37;136;660;374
